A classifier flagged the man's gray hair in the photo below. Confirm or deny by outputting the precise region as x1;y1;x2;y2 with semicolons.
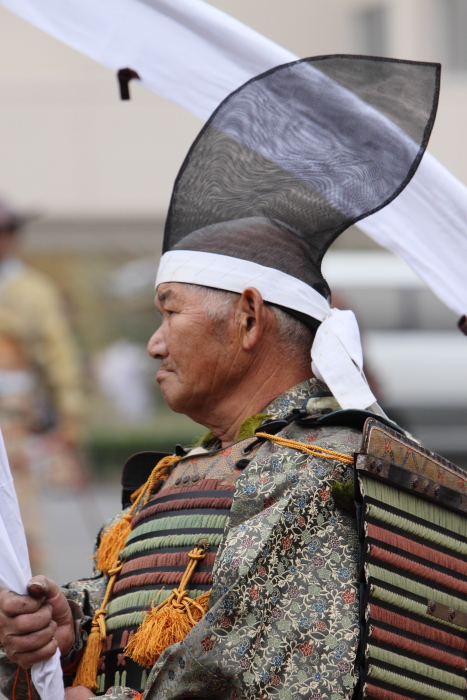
186;284;315;357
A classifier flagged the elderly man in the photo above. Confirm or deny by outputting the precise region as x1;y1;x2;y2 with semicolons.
1;272;360;699
0;56;440;700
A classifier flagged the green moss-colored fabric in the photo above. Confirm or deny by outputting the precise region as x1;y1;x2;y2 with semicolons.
236;413;271;440
193;430;216;447
330;479;356;516
194;413;271;447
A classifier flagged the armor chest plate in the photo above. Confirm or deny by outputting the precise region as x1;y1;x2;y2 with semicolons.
97;438;257;693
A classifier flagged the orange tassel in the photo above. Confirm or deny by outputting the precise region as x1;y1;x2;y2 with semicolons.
72;616;103;691
96;513;133;574
73;562;123;689
124;541;211;667
95;455;181;574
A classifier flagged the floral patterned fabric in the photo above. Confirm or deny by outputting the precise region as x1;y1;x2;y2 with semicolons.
0;379;362;700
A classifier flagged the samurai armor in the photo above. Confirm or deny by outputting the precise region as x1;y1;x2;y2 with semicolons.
355;418;467;700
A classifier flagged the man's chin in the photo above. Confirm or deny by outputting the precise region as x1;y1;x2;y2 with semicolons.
158;377;184;413
162;395;186;415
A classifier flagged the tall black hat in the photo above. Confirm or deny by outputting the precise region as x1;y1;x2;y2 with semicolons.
156;56;440;409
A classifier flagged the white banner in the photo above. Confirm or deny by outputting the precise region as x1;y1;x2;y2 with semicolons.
0;431;63;700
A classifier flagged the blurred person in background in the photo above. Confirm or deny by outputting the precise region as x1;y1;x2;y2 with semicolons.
95;339;156;424
0;196;87;572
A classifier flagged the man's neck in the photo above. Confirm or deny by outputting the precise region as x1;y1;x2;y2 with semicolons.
192;362;312;448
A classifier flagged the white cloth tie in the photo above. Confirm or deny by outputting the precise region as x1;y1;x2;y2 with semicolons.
311;308;375;410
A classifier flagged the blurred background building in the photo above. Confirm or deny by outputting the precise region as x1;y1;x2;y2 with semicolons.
0;0;466;582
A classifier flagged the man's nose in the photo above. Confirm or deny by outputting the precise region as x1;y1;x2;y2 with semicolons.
147;327;168;359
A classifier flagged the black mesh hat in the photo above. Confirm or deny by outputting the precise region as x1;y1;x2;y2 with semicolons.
156;55;440;410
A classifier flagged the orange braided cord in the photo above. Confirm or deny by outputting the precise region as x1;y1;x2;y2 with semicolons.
143;455;181;504
73;561;123;688
92;561;123;640
152;541;209;611
255;433;353;465
130;455;182;505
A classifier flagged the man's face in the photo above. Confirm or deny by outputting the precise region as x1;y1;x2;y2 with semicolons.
147;283;240;416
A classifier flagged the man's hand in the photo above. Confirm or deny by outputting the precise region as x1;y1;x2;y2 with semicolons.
64;686;95;700
0;576;75;668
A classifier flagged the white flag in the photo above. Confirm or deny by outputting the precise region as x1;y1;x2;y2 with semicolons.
0;431;64;700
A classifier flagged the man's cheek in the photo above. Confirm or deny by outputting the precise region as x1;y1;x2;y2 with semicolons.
160;382;186;412
159;380;175;406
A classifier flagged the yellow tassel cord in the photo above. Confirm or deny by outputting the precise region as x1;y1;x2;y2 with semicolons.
255;433;354;465
73;562;123;689
95;455;181;574
124;539;211;667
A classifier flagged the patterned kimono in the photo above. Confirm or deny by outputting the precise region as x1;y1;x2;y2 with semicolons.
0;378;361;700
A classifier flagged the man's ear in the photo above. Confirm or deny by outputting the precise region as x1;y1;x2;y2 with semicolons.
237;287;267;351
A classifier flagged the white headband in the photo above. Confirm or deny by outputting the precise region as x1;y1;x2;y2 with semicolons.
156;250;376;411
